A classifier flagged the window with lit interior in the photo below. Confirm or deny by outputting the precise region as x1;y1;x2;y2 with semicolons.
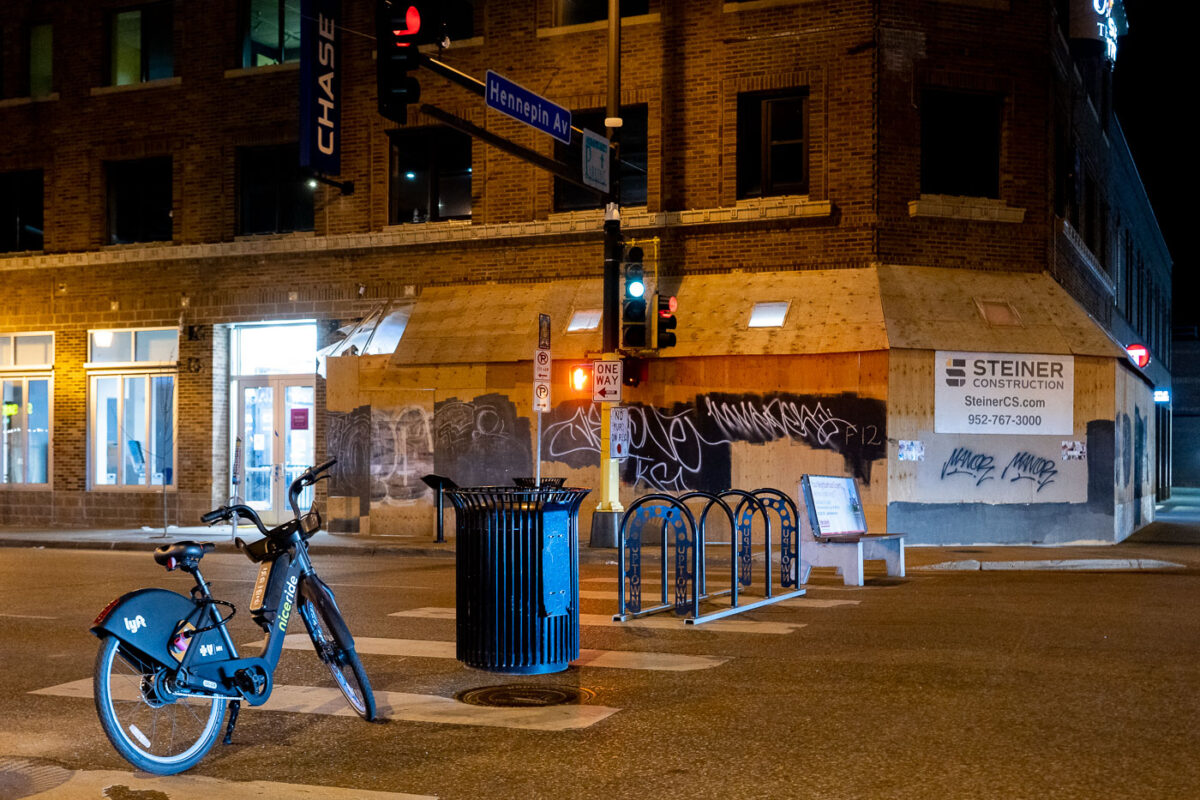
0;333;53;486
108;2;173;86
28;23;52;98
737;90;808;199
389;127;472;225
242;0;301;67
88;329;178;489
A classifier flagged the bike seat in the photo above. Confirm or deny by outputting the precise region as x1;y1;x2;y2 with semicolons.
154;540;216;570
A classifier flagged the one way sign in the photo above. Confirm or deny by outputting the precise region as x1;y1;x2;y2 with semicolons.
592;360;622;403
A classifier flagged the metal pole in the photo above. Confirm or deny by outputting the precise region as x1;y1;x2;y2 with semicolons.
535;410;542;486
435;484;445;543
590;0;624;549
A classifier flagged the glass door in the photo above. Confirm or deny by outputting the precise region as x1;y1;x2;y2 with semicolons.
238;377;314;524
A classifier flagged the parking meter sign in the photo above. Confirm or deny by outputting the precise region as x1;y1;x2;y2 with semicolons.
611;407;631;459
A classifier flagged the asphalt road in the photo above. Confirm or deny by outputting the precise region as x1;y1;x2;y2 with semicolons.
0;545;1197;799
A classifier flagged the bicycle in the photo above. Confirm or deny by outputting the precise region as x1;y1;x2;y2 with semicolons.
89;458;377;774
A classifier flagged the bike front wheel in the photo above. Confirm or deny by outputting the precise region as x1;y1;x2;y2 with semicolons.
299;598;377;721
93;635;227;775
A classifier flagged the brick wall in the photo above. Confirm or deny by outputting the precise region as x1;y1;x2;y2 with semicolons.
0;0;1173;526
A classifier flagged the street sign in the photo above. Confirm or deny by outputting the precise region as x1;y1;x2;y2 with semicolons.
534;348;552;382
582;129;610;193
486;70;572;144
610;406;631;459
593;360;622;403
533;381;551;413
538;313;551;349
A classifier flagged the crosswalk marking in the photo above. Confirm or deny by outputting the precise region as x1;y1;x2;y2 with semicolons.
33;679;618;732
20;769;436;799
390;607;804;635
263;634;729;671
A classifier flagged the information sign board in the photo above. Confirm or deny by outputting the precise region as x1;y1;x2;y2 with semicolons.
935;351;1074;435
610;406;631;459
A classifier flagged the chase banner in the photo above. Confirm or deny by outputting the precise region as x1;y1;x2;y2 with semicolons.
935;351;1074;435
300;0;341;176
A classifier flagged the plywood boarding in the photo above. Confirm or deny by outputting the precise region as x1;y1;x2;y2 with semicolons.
390;269;889;365
391;280;603;366
877;265;1126;357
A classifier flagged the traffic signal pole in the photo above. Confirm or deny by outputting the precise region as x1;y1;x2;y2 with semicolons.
590;0;624;548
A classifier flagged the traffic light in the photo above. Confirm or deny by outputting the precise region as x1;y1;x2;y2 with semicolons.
376;1;441;124
621;246;647;348
570;364;592;393
652;293;677;349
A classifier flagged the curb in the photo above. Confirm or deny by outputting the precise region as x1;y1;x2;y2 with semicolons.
914;558;1186;572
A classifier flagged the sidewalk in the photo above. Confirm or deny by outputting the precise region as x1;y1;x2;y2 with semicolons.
2;489;1199;570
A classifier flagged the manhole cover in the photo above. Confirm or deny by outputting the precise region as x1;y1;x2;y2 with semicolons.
0;757;73;800
456;685;595;708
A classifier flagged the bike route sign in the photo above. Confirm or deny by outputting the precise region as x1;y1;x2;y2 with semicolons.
486;70;572;145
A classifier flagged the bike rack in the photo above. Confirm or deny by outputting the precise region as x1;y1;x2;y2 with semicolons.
614;487;805;627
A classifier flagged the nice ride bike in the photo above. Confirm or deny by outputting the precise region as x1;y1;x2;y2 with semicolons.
89;459;376;774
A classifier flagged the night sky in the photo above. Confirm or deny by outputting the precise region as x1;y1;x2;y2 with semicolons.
1112;1;1192;326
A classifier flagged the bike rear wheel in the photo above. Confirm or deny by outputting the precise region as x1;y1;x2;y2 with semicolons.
93;635;227;775
299;598;376;721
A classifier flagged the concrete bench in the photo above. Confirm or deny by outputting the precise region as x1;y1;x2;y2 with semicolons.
798;474;905;587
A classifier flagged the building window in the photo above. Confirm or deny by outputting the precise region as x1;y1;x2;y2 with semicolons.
242;0;301;67
107;157;173;244
90;373;175;488
737;91;808;199
109;3;174;86
238;144;313;234
554;105;647;211
920;88;1002;198
29;23;53;98
0;333;53;487
557;0;649;26
389;128;472;224
88;328;177;489
0;170;44;253
89;328;178;365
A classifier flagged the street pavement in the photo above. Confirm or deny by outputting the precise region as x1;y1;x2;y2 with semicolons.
0;490;1197;798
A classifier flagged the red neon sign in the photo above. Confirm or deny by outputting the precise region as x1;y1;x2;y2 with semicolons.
393;5;421;45
1125;343;1150;369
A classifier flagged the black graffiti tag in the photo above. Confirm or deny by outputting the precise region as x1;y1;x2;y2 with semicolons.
1001;451;1058;491
940;447;996;486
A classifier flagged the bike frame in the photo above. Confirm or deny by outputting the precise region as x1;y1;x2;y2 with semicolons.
92;525;347;708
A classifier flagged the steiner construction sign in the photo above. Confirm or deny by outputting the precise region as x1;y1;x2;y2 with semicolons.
935;351;1074;435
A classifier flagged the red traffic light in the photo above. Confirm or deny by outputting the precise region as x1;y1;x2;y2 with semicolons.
392;5;421;44
658;295;677;317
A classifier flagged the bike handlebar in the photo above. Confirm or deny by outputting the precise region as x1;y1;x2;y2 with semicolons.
201;459;337;533
288;458;337;518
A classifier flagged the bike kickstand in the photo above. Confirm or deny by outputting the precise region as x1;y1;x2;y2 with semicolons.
222;699;241;745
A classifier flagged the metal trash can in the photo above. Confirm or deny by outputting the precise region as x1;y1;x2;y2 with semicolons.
446;486;590;674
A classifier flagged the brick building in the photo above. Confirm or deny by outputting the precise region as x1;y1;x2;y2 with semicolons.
0;0;1171;544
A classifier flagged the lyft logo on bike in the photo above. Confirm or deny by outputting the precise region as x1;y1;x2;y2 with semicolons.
124;615;147;634
277;575;298;633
